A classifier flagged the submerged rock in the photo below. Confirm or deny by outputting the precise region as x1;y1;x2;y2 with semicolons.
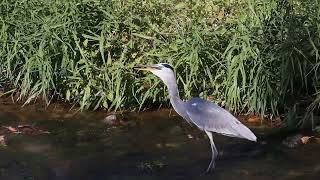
282;134;303;148
282;134;316;148
169;126;182;135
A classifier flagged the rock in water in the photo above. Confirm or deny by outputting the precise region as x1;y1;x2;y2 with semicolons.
101;114;117;125
282;134;303;148
0;135;6;146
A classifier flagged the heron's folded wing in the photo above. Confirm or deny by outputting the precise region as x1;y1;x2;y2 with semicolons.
186;98;256;141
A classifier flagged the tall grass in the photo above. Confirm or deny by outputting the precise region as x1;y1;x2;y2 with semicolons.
0;0;320;126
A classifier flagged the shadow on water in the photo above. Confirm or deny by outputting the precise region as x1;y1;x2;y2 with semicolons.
0;101;320;180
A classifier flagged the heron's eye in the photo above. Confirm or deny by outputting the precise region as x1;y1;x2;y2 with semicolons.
162;64;174;71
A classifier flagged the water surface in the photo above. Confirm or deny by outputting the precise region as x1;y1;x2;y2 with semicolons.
0;101;319;180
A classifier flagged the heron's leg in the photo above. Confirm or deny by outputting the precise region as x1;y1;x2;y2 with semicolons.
205;131;218;172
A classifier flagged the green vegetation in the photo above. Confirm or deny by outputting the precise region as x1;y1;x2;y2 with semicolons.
0;0;319;127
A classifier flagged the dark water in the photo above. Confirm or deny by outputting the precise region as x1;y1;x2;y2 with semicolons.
0;102;319;180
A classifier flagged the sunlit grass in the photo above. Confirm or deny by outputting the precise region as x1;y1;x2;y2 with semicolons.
0;0;319;127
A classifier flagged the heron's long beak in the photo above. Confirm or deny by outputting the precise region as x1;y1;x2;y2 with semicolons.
133;64;161;71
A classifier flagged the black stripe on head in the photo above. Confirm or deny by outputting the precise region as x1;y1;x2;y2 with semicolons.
161;63;174;71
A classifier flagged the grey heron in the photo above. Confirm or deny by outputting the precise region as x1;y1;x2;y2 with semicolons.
134;63;257;172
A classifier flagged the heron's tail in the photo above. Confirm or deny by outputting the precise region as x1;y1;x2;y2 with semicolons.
237;125;257;142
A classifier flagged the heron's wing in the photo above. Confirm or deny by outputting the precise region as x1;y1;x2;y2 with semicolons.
185;98;256;141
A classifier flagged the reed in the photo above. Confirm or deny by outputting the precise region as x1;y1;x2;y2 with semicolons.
0;0;319;127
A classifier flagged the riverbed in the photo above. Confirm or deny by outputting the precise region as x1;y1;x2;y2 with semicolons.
0;100;319;180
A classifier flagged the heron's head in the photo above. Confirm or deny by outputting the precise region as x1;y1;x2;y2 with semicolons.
134;63;175;84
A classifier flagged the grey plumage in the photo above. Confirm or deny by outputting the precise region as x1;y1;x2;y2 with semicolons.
134;63;257;172
186;97;256;141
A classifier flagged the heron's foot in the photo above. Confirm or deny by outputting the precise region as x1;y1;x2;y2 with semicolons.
205;159;216;173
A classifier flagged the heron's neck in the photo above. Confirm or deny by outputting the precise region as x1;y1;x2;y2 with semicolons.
167;81;179;99
163;78;187;118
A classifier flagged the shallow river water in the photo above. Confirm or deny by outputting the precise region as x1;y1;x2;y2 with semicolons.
0;101;319;180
